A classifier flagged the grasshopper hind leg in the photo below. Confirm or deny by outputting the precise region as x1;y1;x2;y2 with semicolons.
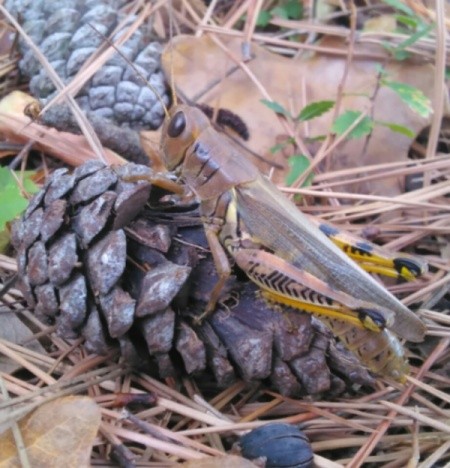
233;248;390;332
193;225;232;324
316;221;427;281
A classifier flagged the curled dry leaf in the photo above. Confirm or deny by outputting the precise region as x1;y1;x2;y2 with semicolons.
162;35;442;196
0;313;46;375
0;396;101;467
0;91;124;166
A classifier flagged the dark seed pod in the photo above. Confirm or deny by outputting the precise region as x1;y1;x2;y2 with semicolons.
239;423;313;468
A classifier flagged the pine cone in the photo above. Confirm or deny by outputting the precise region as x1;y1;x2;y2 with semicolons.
6;0;169;130
11;160;375;397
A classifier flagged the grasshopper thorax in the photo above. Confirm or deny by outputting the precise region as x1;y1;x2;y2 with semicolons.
160;103;258;201
160;104;210;171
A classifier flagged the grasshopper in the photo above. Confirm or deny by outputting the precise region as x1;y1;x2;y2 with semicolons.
158;103;427;382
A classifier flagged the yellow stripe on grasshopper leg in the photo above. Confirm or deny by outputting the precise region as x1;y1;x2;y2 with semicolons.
317;223;427;282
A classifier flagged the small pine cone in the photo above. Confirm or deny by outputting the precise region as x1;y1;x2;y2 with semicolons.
6;0;169;131
12;161;375;397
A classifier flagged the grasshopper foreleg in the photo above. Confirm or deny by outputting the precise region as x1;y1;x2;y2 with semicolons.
113;165;185;195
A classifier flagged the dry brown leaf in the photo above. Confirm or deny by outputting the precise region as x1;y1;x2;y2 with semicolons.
0;313;46;375
162;35;442;195
0;396;101;467
0;91;125;167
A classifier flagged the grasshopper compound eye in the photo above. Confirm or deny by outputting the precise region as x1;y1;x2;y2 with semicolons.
168;111;186;138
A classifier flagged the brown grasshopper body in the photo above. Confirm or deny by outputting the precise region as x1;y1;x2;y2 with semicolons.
160;104;426;382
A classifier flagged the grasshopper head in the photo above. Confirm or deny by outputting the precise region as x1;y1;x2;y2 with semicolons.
160;104;210;171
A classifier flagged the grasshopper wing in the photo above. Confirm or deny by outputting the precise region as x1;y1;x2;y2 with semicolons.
235;175;426;343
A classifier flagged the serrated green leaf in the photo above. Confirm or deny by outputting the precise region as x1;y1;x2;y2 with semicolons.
0;166;15;189
0;184;28;231
0;168;39;192
284;0;303;19
376;120;416;138
382;0;414;16
285;155;310;186
260;99;291;118
256;10;272;27
382;79;432;118
297;100;335;122
302;173;314;188
270;0;303;20
271;6;289;19
0;167;40;233
332;111;373;139
22;173;40;194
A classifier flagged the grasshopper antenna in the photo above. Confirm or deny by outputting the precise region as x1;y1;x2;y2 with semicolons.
168;0;177;108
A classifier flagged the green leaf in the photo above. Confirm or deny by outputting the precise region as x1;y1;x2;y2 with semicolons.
381;42;411;61
271;6;289;19
0;166;15;188
385;22;433;60
376;120;416;138
256;10;272;27
0;183;28;231
395;14;420;29
270;143;286;154
396;23;434;51
285;155;310;186
271;0;303;20
303;173;314;188
0;167;39;232
270;137;295;154
332;111;373;139
382;0;414;16
392;48;411;61
260;99;291;118
297;100;335;122
382;79;432;118
305;134;327;143
22;171;40;194
374;64;386;76
284;0;303;19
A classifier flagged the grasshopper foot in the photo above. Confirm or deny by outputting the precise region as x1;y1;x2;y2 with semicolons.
193;293;238;325
192;299;216;325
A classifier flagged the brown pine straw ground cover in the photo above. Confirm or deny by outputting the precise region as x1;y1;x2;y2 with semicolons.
0;1;450;466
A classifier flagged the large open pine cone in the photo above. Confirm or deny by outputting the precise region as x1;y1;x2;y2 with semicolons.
11;160;375;397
